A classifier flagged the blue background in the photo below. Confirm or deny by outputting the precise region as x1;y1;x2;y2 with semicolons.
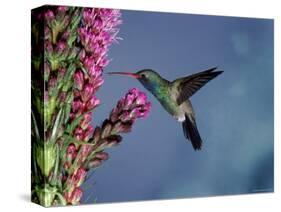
81;10;274;204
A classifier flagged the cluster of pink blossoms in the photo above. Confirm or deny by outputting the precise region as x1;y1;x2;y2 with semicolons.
110;88;152;125
63;8;122;204
70;8;122;142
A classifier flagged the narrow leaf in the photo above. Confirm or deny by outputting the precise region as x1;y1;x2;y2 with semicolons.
50;144;60;186
31;110;40;141
50;108;63;143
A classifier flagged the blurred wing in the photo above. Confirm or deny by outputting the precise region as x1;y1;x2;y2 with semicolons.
174;67;223;105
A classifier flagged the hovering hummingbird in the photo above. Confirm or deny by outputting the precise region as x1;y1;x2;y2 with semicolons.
108;67;223;150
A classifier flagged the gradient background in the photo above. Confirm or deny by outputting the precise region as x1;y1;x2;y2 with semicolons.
81;10;274;204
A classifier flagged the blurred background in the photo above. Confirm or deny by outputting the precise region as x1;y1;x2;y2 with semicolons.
81;10;274;204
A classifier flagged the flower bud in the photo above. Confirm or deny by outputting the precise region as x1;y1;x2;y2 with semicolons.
83;125;94;141
74;127;84;141
94;151;109;161
98;56;109;68
101;120;112;138
57;67;66;81
124;93;135;109
119;111;131;122
57;6;68;13
45;41;53;55
74;71;84;91
72;99;82;113
135;91;147;105
45;10;55;24
87;159;102;169
92;127;101;143
82;56;95;71
80;113;92;129
81;84;94;102
140;102;152;118
48;77;57;92
59;91;67;103
129;108;141;119
66;144;77;161
68;168;87;188
68;187;83;205
56;41;66;55
112;121;132;133
86;96;100;111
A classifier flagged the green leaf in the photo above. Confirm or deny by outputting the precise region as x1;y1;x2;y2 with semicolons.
55;192;67;206
70;11;81;31
65;112;85;135
32;142;39;183
62;63;76;91
64;94;73;124
50;108;63;143
31;110;40;141
62;134;97;147
50;144;60;186
60;133;72;160
67;34;77;47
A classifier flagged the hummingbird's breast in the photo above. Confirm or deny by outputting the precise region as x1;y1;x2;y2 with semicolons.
163;85;194;122
142;76;194;122
154;86;184;120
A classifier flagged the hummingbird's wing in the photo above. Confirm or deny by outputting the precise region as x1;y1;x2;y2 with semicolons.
173;67;223;105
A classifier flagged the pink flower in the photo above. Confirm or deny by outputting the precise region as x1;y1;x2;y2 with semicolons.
80;113;92;129
81;84;94;102
109;88;151;133
86;96;100;111
45;10;54;22
142;102;152;117
117;88;151;119
129;108;141;118
67;187;83;205
72;168;87;187
119;111;131;122
136;92;147;105
57;6;68;12
45;41;53;54
87;158;102;169
62;29;70;40
83;125;94;141
66;144;77;159
78;145;93;166
58;67;66;80
74;71;84;91
72;99;82;113
95;151;109;161
48;77;57;91
74;127;84;141
64;144;77;170
56;41;66;54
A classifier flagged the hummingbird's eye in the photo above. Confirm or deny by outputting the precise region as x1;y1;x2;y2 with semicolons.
141;74;146;78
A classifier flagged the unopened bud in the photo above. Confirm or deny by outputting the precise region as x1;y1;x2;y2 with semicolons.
94;151;109;161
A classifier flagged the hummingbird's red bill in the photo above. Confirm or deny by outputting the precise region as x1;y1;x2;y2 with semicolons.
107;72;141;79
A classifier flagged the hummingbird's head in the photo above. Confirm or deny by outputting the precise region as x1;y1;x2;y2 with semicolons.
136;69;160;86
107;69;160;91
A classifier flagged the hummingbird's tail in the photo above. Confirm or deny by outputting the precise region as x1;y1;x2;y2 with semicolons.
182;114;202;150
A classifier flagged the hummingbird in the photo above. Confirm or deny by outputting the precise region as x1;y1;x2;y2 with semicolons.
108;67;223;150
